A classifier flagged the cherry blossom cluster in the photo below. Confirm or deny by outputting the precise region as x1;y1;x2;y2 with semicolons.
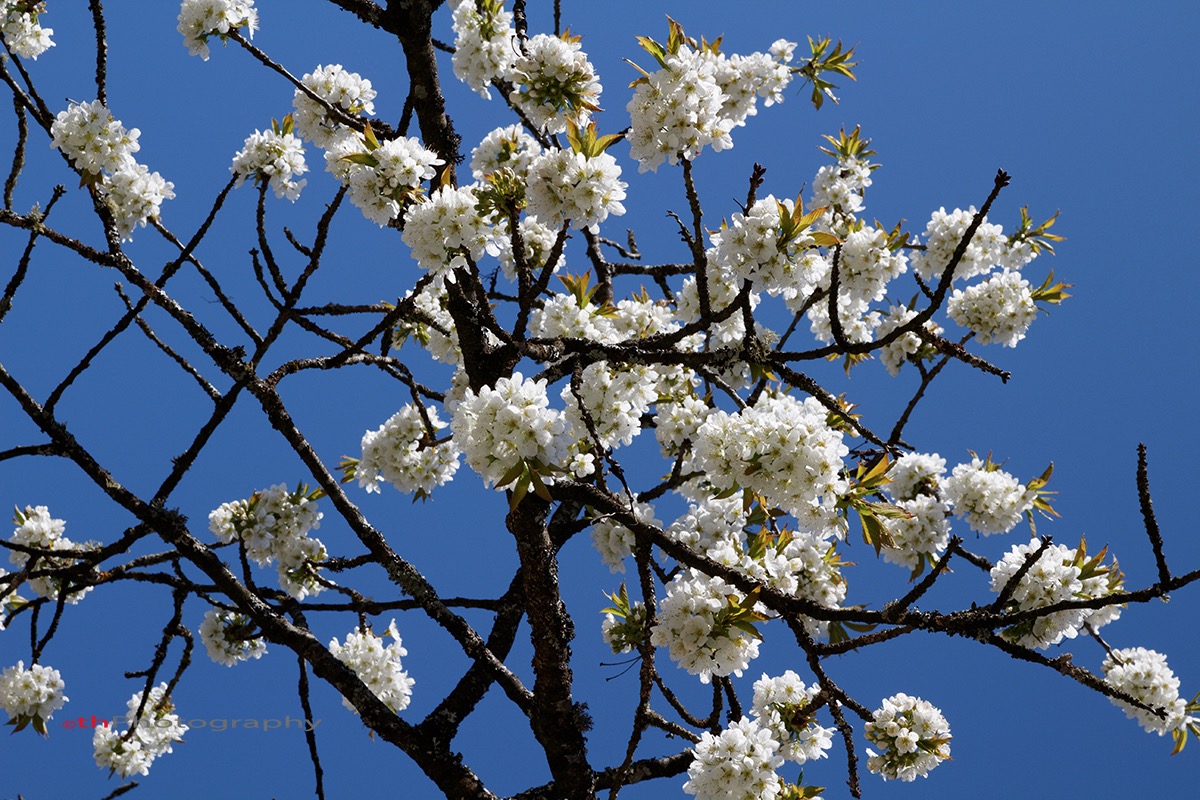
1;0;53;58
989;537;1124;649
93;684;188;778
563;362;659;450
751;671;836;764
947;268;1037;347
694;394;849;533
329;619;414;714
355;403;461;496
329;132;444;226
0;660;67;733
940;455;1032;535
449;372;569;490
449;0;515;99
863;693;951;782
663;497;848;638
49;100;173;240
9;505;91;603
1102;647;1192;735
591;500;660;573
650;569;762;683
402;185;499;274
292;64;376;148
508;33;601;134
601;599;647;655
526;146;627;232
711;196;821;294
627;31;796;171
230;121;308;200
207;484;327;599
177;0;257;60
469;125;542;182
683;717;784;800
199;609;268;666
683;672;833;800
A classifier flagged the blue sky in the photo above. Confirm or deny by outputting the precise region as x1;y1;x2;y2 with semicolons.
2;1;1199;798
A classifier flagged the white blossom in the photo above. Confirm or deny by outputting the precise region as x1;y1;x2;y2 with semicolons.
526;148;626;231
508;33;601;134
694;393;849;534
651;570;761;683
293;64;376;148
357;404;461;496
329;620;414;714
990;537;1123;649
942;456;1032;535
449;372;569;489
9;505;91;604
402;185;499;275
948;269;1037;346
683;717;784;800
864;693;951;781
2;1;53;58
94;684;188;778
231;127;308;200
910;206;1007;283
207;485;327;599
177;0;257;60
102;162;175;240
1103;647;1191;735
50;100;139;177
470;124;543;182
751;671;835;764
0;660;67;730
449;0;516;99
199;609;267;666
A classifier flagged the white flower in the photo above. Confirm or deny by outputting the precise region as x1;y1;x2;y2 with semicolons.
2;1;54;58
683;717;784;800
885;452;947;501
199;609;267;666
508;33;601;135
402;185;499;274
449;372;569;489
50;100;139;177
94;684;188;778
526;148;626;231
694;393;849;534
102;162;175;240
329;620;414;714
651;570;761;683
942;456;1031;535
1102;647;1191;735
751;671;835;764
810;158;873;219
231;127;308;200
948;269;1037;347
562;361;658;449
9;505;91;603
877;306;942;376
336;134;443;225
0;661;67;731
357;404;461;496
449;0;516;99
864;693;951;781
293;64;376;148
990;537;1123;649
207;485;326;599
590;501;659;573
626;48;732;172
177;0;257;60
470;124;543;182
880;495;951;573
910;206;1008;283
